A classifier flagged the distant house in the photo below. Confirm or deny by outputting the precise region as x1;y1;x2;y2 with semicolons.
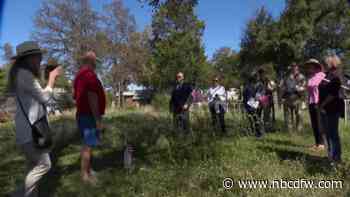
115;89;152;107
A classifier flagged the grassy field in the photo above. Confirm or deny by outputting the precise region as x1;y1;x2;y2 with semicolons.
1;106;350;197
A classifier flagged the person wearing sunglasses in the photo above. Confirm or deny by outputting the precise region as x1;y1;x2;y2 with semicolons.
169;72;193;133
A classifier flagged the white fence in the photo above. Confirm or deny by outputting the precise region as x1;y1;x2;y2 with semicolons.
226;98;350;126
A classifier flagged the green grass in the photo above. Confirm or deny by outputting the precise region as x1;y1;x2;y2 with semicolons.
1;107;350;197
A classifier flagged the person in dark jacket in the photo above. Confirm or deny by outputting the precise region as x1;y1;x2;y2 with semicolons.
319;54;345;164
243;74;263;138
169;72;193;133
256;68;275;132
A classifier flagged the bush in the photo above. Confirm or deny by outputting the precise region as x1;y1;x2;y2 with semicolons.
105;91;114;107
151;93;170;111
56;92;75;110
0;111;11;123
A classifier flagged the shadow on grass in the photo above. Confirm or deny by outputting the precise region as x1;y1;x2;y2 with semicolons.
106;111;222;165
4;109;291;196
38;111;178;196
224;111;292;137
40;117;81;197
258;145;332;176
261;138;304;148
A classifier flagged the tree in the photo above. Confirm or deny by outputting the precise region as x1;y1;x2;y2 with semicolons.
139;0;198;10
0;68;6;94
2;43;14;62
239;7;277;78
277;0;312;61
0;63;12;95
304;0;350;60
0;43;14;95
32;0;153;107
134;27;155;87
149;0;208;90
32;0;101;75
211;47;240;87
273;0;350;76
239;0;350;80
101;0;144;107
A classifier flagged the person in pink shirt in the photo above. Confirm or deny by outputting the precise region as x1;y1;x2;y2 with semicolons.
305;59;326;151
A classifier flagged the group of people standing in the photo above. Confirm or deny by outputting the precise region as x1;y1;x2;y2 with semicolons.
6;40;347;196
242;55;345;165
169;72;228;134
168;54;346;168
306;56;345;163
168;54;346;167
280;56;345;164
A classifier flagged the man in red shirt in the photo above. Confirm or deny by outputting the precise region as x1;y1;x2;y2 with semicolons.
73;51;106;185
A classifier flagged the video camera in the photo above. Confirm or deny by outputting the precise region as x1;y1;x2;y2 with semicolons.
44;59;60;80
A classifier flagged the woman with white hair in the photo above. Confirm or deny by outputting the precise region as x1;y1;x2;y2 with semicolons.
318;54;345;164
207;76;227;134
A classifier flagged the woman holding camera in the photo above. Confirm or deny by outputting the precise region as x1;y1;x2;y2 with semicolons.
8;41;62;197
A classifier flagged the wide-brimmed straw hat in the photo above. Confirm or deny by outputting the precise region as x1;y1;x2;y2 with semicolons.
11;41;44;60
304;58;323;70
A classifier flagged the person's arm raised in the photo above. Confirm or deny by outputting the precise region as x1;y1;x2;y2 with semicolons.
18;66;62;105
46;66;62;89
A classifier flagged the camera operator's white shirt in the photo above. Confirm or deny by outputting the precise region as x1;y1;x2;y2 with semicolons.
207;85;226;103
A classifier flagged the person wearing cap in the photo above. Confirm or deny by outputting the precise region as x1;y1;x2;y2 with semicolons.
207;76;227;134
7;41;62;197
280;63;306;132
73;51;106;184
169;72;193;133
305;59;326;151
318;54;345;164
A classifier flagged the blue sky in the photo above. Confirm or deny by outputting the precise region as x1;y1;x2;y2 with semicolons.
0;0;285;61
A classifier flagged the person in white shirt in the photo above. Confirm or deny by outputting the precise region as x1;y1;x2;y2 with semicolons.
207;77;227;134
